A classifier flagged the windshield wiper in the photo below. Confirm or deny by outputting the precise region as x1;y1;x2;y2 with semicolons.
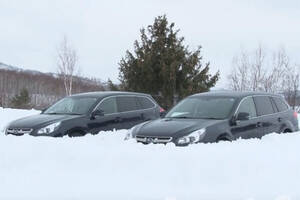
199;117;221;120
45;112;61;115
67;113;83;115
170;116;194;119
45;112;82;115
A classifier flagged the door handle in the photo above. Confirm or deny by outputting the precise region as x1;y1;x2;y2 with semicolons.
256;122;262;127
278;117;282;122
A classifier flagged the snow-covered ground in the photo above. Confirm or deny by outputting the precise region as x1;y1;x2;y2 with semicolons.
0;108;300;200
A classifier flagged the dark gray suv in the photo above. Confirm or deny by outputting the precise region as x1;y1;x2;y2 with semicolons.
129;91;299;146
6;91;163;137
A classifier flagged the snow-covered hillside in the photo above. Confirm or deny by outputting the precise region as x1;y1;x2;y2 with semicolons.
0;108;300;200
0;62;48;75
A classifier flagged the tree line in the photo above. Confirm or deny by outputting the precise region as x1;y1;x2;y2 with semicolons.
0;68;105;109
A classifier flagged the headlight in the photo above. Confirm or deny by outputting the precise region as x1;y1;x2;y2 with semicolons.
124;122;148;140
124;126;136;140
37;122;61;134
3;124;9;135
177;128;206;145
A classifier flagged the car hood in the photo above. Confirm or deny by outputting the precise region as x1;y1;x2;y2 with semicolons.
8;114;81;129
137;118;221;138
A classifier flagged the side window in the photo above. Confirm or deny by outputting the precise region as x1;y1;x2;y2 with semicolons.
273;97;289;112
270;97;278;113
253;96;275;116
97;97;117;114
137;97;155;109
237;97;257;118
117;96;139;112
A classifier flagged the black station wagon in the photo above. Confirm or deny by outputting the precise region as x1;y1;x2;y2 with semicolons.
6;91;162;137
128;91;299;146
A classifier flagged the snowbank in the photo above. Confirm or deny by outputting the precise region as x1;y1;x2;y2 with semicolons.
0;108;300;200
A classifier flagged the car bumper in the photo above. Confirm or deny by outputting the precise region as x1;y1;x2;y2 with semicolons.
5;128;63;137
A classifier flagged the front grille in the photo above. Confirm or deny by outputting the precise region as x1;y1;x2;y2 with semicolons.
6;128;33;135
136;135;172;144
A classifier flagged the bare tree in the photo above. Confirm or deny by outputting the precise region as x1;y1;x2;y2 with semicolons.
250;44;266;91
228;50;250;91
263;47;288;93
282;64;300;109
228;45;267;91
228;45;300;107
57;36;79;96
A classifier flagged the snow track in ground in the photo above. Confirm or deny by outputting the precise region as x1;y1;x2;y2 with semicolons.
0;108;299;200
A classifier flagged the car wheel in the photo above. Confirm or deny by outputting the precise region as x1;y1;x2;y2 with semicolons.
283;129;292;133
68;130;86;137
216;135;231;143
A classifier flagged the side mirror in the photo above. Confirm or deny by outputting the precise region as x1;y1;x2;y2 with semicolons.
236;112;250;121
91;109;104;119
41;107;48;114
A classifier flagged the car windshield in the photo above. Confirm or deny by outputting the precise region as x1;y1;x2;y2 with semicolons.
166;96;236;119
44;97;98;115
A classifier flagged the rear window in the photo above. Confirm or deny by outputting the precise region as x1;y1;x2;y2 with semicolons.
273;97;289;112
137;97;155;109
117;96;139;112
253;96;275;116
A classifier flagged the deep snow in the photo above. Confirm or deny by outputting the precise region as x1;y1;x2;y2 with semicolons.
0;107;300;200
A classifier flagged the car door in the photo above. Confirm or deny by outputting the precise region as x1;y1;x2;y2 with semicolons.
231;96;261;139
272;96;290;132
87;96;122;134
253;96;279;137
116;96;144;129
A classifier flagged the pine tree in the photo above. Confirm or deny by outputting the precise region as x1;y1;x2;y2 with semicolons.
107;79;119;91
11;88;31;109
119;15;219;109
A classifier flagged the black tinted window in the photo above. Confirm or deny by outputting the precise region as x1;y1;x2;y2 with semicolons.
137;97;155;109
97;97;117;114
253;96;275;116
273;97;289;112
237;97;257;118
117;96;139;112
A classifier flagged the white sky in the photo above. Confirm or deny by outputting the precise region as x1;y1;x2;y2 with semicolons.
0;0;299;87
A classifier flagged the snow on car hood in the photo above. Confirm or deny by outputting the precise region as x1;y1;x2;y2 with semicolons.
137;118;221;137
8;114;80;128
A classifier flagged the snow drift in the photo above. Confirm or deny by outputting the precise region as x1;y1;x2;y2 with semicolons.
0;107;300;200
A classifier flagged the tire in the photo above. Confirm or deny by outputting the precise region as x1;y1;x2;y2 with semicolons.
216;136;231;143
68;130;86;137
283;129;292;133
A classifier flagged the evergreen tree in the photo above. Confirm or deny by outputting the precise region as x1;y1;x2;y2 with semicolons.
119;15;219;109
11;88;31;109
107;79;120;91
